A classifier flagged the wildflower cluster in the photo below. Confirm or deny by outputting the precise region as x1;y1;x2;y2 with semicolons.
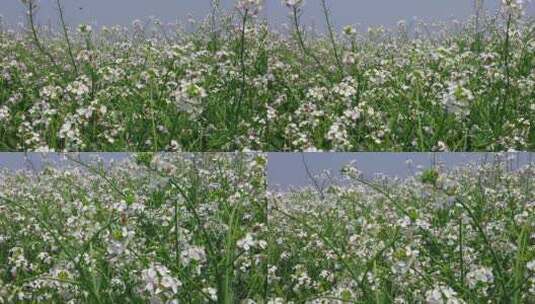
0;153;268;303
1;10;272;151
283;0;305;9
0;2;533;151
268;158;535;302
237;0;264;12
501;0;530;17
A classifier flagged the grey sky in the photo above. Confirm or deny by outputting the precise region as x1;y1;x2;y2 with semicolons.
2;153;533;192
0;153;130;171
267;153;535;191
2;0;533;30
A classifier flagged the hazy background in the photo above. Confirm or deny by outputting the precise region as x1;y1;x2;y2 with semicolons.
2;0;533;31
268;153;535;191
0;153;131;171
1;153;533;192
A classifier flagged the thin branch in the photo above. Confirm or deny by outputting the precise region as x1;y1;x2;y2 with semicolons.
291;6;331;79
55;0;78;75
320;0;343;72
301;153;325;200
25;1;59;69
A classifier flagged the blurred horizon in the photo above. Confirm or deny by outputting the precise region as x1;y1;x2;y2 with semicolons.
0;153;131;172
2;0;534;32
267;153;535;192
1;153;533;193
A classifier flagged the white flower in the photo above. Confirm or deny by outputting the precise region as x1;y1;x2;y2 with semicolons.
167;140;181;152
0;106;9;122
332;77;358;98
180;246;206;266
78;24;92;33
141;263;182;297
342;52;357;65
527;260;535;272
434;141;449;152
160;275;179;294
267;105;277;121
59;118;77;140
425;284;464;304
111;278;126;293
341;161;361;179
237;233;256;251
34;145;54;152
501;0;529;17
107;227;135;257
39;85;63;99
442;80;473;119
283;0;304;8
8;247;29;278
66;80;90;97
142;267;158;293
171;80;207;119
326;120;350;149
319;270;334;282
37;251;52;264
343;107;361;121
237;0;263;12
202;287;217;301
466;266;494;289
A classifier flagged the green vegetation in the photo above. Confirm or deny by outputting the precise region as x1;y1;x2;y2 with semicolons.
0;0;533;151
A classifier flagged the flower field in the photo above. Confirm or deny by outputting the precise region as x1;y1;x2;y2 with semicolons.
1;0;535;301
268;158;535;303
0;153;268;303
0;0;534;151
1;153;534;303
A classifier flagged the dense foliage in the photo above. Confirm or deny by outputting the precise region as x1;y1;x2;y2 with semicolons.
269;158;535;303
0;0;533;151
0;153;268;303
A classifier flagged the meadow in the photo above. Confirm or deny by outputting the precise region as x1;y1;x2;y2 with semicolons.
268;157;535;303
2;153;534;303
0;0;534;151
0;153;268;303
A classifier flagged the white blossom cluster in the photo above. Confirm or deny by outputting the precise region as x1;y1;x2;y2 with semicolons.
0;153;268;303
140;263;182;303
1;2;534;151
269;159;535;302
